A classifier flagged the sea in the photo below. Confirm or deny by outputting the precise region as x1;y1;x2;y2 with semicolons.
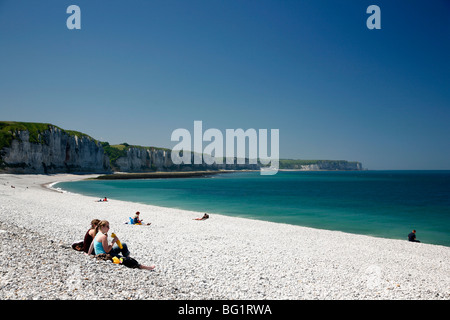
55;170;450;247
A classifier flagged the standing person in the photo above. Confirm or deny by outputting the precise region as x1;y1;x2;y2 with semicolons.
408;229;420;242
88;220;130;257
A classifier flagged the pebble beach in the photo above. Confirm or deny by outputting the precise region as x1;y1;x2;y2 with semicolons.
0;174;449;300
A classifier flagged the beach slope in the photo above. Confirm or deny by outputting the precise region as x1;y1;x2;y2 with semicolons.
0;174;448;300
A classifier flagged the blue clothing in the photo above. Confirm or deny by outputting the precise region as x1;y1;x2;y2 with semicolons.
94;233;107;254
408;232;420;242
93;233;130;257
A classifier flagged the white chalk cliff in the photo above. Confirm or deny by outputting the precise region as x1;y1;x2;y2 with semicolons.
0;122;362;173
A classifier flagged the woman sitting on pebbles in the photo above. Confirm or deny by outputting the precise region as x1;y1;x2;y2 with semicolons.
83;219;100;254
87;220;155;271
88;220;130;257
72;219;100;254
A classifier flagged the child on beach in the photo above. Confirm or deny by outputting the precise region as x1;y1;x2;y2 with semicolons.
133;211;151;225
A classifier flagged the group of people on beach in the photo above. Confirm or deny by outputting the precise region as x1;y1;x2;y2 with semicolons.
73;218;155;271
72;209;212;271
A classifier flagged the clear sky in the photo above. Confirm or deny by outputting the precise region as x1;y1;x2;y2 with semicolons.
0;0;449;170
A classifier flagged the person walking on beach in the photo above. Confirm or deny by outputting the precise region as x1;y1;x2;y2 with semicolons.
408;229;420;242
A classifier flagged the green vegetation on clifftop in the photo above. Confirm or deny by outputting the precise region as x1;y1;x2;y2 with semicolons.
1;122;52;150
0;121;363;171
0;121;97;150
100;142;171;170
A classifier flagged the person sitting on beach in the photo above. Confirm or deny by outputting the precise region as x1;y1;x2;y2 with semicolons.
408;229;420;243
72;219;100;253
87;220;131;257
133;211;151;225
83;219;100;254
193;213;209;221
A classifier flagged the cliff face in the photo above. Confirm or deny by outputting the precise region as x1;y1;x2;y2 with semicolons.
113;147;174;172
298;161;363;171
112;147;259;172
278;159;363;171
0;123;260;174
0;126;110;174
0;122;363;174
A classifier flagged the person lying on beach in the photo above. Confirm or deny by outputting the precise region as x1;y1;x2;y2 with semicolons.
132;211;151;225
87;220;131;257
408;229;420;243
97;197;108;202
193;213;209;221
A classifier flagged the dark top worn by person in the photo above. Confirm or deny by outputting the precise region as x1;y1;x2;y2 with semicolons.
408;230;420;242
82;229;95;253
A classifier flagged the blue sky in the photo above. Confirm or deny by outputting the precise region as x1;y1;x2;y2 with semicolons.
0;0;449;169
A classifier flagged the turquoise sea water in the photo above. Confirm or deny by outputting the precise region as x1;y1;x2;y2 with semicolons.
55;171;450;247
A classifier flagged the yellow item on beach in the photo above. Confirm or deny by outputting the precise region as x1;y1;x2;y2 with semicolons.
111;232;123;249
112;257;123;264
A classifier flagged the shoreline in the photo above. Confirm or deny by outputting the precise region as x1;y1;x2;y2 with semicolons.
0;173;449;300
53;171;450;248
93;170;239;180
